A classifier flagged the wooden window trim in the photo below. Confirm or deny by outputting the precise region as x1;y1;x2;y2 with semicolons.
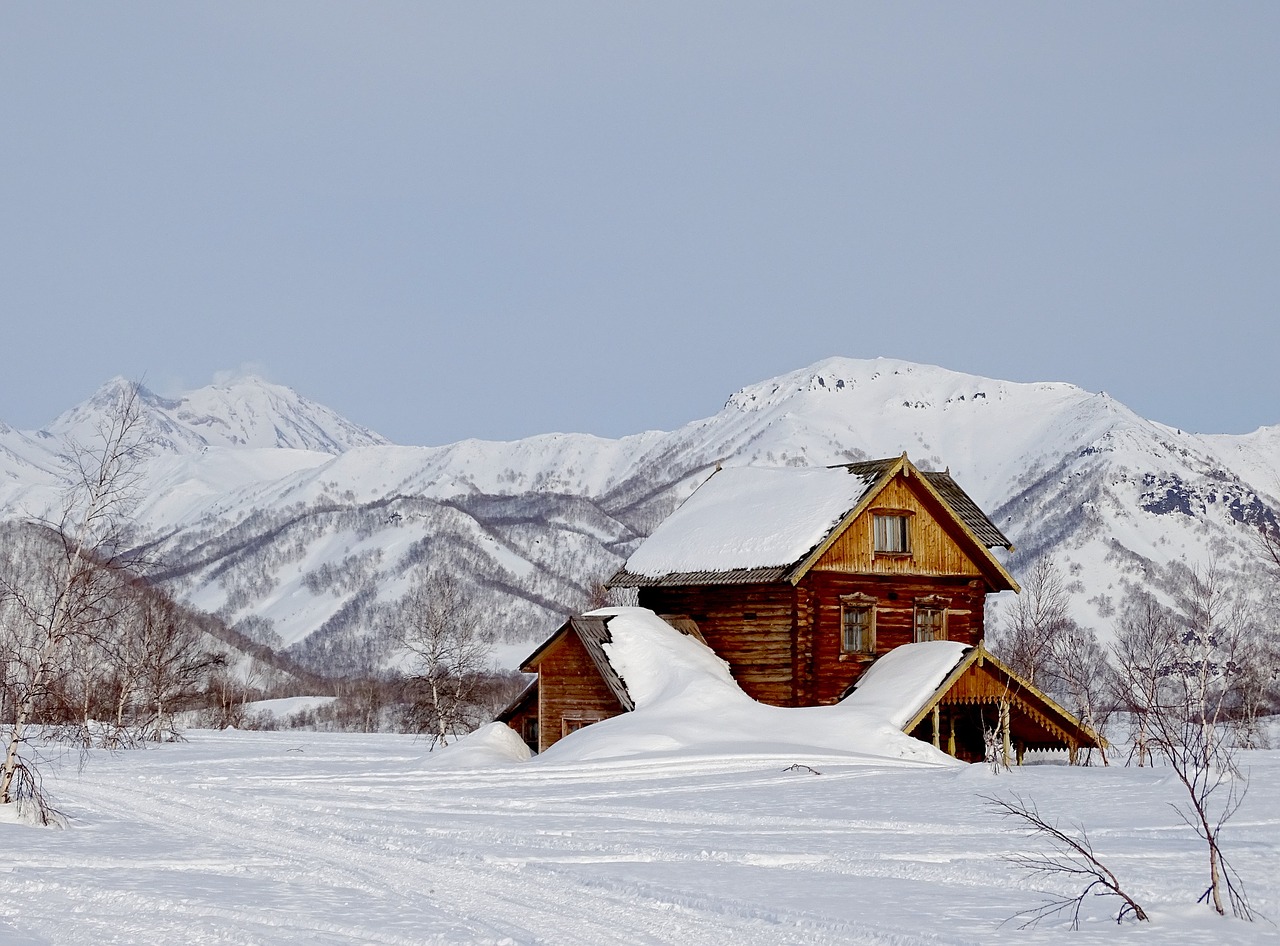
913;596;948;643
872;510;914;556
561;713;608;737
840;593;877;656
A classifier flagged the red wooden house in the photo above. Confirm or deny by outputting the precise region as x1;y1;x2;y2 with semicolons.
502;455;1101;761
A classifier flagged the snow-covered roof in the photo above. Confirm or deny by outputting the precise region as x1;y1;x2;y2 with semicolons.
841;641;970;729
618;465;881;580
613;457;1012;586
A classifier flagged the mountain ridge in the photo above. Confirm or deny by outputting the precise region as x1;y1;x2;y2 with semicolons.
2;358;1276;674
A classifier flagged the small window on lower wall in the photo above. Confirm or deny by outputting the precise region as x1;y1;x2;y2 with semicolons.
562;714;606;737
840;593;876;655
914;602;946;642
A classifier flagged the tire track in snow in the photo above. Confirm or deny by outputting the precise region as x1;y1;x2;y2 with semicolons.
39;759;982;946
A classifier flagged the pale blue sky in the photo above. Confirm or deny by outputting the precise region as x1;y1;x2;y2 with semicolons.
2;4;1277;444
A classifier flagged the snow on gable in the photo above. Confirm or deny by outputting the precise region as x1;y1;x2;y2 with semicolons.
842;641;969;729
622;466;875;577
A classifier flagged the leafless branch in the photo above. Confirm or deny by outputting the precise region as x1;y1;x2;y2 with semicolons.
987;793;1147;929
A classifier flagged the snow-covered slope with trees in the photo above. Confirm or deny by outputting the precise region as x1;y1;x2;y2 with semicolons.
2;358;1276;674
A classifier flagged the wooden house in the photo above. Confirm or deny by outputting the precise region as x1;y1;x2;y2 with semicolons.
611;454;1018;706
498;611;707;754
502;454;1102;760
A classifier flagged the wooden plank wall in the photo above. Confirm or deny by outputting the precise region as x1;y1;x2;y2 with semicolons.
818;477;984;578
534;634;624;752
638;584;798;705
640;576;989;708
801;572;987;704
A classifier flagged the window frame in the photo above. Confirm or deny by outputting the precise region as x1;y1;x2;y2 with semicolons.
561;713;608;738
913;595;948;643
872;510;913;555
839;593;877;656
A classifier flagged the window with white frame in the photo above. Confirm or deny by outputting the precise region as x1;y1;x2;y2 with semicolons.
840;593;876;655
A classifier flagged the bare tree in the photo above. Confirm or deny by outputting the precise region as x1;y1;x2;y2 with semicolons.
395;571;494;748
1044;620;1114;764
1111;565;1256;919
124;588;226;742
0;382;148;820
1257;512;1280;577
990;556;1072;687
988;793;1148;929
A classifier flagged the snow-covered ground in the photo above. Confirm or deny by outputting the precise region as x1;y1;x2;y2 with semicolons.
243;696;339;720
1;729;1276;945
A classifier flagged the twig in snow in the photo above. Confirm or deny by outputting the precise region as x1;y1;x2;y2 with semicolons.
986;793;1147;929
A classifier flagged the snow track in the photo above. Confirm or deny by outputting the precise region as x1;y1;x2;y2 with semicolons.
2;731;1277;944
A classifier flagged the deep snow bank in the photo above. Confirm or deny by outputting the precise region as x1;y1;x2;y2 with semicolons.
538;608;952;765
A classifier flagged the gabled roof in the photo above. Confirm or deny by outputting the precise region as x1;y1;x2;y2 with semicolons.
519;615;634;711
610;454;1015;589
494;676;538;724
898;642;1103;751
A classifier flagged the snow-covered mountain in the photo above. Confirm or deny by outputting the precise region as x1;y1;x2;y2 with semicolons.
3;359;1277;675
46;376;389;456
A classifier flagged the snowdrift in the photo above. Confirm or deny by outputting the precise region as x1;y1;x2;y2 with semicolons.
443;608;957;767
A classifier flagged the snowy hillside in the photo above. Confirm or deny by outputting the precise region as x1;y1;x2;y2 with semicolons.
2;358;1277;673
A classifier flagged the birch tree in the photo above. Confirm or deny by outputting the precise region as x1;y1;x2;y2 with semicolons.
990;557;1072;687
1111;566;1258;919
0;382;148;820
396;571;493;747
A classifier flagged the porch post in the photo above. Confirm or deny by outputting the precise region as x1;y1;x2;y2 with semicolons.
999;699;1011;768
931;705;941;750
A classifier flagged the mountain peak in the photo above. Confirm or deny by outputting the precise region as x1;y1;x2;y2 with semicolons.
44;376;390;455
728;357;979;412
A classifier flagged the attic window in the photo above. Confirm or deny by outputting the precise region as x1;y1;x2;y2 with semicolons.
873;512;912;554
840;593;876;655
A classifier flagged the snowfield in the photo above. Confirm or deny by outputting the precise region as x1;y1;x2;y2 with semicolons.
1;730;1277;945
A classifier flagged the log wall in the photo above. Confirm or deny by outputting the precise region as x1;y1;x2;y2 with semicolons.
800;572;987;703
640;575;988;707
502;693;540;752
637;584;798;705
533;633;623;752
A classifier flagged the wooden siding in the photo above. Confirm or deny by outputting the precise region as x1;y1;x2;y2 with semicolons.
533;631;624;752
637;584;797;706
815;477;984;579
800;572;987;704
497;681;540;751
640;574;987;708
